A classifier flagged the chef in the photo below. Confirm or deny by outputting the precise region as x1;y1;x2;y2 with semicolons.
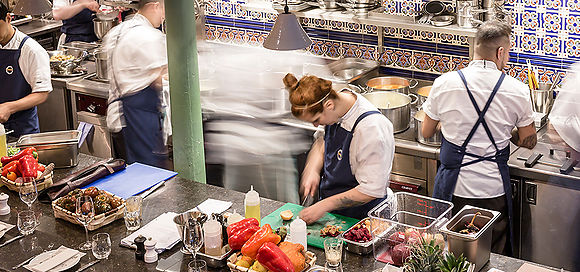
421;20;537;255
0;2;51;137
103;0;168;168
52;0;100;44
283;74;395;224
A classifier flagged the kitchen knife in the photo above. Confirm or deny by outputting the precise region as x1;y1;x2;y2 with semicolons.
0;234;24;248
75;259;100;272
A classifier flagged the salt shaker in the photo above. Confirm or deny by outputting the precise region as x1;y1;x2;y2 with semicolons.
144;238;158;263
0;193;9;216
134;235;146;261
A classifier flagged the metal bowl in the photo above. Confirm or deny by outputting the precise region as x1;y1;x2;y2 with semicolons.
48;50;83;75
93;17;119;40
96;10;119;20
431;15;454;26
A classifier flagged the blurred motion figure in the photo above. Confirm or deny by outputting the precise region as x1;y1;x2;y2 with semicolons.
52;0;100;43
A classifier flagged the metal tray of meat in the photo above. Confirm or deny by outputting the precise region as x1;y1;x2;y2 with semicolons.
340;218;393;255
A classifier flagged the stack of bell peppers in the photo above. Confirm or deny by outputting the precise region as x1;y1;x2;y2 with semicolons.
228;218;298;272
1;147;44;182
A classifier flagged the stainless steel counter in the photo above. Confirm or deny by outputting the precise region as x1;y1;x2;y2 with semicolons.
66;62;110;99
18;19;62;37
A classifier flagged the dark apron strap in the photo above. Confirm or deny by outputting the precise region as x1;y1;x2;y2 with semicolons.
18;36;30;50
351;111;381;131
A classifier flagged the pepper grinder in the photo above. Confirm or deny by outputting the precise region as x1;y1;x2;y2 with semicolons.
134;235;146;261
144;238;158;263
0;193;9;216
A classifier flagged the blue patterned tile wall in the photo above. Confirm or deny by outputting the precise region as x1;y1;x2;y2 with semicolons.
204;0;576;83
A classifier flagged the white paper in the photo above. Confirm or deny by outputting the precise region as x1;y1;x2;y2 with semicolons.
189;198;232;215
121;212;180;252
0;221;14;238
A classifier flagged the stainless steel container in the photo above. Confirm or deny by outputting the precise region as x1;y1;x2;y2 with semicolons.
365;76;418;94
440;205;501;271
198;246;234;268
531;83;554;114
414;110;441;146
328;58;380;83
94;49;109;81
363;91;414;133
16;130;81;168
93;17;119;40
415;85;431;108
48;50;83;75
317;0;339;9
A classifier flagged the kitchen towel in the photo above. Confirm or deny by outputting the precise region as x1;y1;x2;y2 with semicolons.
24;246;85;272
0;221;14;238
120;212;180;253
82;162;177;199
188;198;232;215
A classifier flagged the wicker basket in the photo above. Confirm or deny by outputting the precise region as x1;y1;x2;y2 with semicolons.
52;191;126;231
0;167;53;192
227;250;316;272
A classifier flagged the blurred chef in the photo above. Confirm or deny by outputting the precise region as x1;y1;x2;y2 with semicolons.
0;2;51;137
284;74;395;224
421;20;536;255
52;0;100;44
103;0;168;167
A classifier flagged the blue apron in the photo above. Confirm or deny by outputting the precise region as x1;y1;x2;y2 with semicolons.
0;36;40;137
432;70;513;255
319;111;387;219
61;0;98;43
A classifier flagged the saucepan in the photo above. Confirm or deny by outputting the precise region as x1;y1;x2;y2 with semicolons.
415;85;432;108
414;110;442;146
365;76;419;95
93;17;119;40
363;91;416;133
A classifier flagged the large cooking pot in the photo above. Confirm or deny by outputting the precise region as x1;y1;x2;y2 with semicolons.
93;18;119;40
414;110;441;146
415;85;432;108
365;76;418;94
94;49;108;81
363;91;415;133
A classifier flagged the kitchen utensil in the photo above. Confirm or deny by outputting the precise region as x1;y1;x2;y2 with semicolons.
16;130;81;168
363;91;415;133
431;15;454;26
94;49;109;81
48;50;84;75
12;242;55;270
0;234;24;248
414;110;442;146
93;17;119;40
197;245;233;268
75;259;101;272
531;83;554;114
328;58;380;83
365;76;418;94
419;0;445;24
440;205;500;271
415;85;431;108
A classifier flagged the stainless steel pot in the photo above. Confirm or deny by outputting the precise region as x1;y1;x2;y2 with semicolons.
363;91;413;133
531;83;554;114
94;49;109;81
93;18;119;40
365;76;418;94
415;85;431;107
414;110;441;146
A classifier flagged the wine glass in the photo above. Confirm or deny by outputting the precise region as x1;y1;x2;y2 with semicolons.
19;177;37;209
76;196;95;251
183;218;204;261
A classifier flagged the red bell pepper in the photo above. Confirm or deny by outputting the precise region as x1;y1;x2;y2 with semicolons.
1;147;37;166
227;218;259;237
241;224;281;259
18;155;38;178
229;224;260;250
256;242;294;272
2;160;19;177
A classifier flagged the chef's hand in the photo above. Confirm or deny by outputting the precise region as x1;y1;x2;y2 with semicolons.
300;170;320;199
80;0;100;12
0;103;13;123
299;201;330;224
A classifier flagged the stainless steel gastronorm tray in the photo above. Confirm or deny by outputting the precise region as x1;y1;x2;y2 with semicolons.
16;130;81;168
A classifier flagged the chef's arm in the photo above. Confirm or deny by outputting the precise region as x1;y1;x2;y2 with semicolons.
53;0;100;20
0;92;49;123
300;136;324;198
511;123;537;149
300;188;375;224
422;114;440;138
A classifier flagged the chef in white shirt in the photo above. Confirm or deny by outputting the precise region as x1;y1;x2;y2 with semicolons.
52;0;100;44
103;0;168;168
0;3;51;137
421;20;537;255
283;73;395;224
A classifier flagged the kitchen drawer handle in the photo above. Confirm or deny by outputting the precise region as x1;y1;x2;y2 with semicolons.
389;180;420;193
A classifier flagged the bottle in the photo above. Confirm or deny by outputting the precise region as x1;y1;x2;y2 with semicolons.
227;210;244;226
0;124;7;158
203;219;223;256
289;217;307;250
244;185;261;224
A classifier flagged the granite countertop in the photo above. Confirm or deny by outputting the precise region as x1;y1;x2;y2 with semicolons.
0;154;556;271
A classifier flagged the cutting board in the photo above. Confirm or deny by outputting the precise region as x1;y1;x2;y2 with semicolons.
261;203;360;249
82;162;177;199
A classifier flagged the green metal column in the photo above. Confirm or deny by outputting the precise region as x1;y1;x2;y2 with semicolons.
164;0;206;183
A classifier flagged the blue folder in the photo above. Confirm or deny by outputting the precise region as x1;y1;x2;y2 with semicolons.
82;162;178;199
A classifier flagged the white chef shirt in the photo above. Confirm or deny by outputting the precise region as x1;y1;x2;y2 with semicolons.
102;14;168;132
52;0;73;9
422;60;534;198
0;27;52;94
316;90;395;198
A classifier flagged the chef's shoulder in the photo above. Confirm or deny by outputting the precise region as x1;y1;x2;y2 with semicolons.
123;24;165;44
501;72;531;99
17;31;49;61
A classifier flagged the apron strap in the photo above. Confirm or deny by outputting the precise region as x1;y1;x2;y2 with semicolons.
351;111;381;132
18;36;30;50
457;70;506;151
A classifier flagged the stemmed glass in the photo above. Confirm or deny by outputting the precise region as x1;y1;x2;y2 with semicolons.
76;196;95;251
183;218;204;262
19;177;37;209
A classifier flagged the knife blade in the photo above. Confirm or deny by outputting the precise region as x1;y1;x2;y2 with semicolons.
0;234;24;248
75;259;100;272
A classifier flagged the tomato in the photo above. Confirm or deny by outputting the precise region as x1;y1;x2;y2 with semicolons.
6;172;17;181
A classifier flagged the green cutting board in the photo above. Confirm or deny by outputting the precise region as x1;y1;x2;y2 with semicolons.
261;203;360;249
